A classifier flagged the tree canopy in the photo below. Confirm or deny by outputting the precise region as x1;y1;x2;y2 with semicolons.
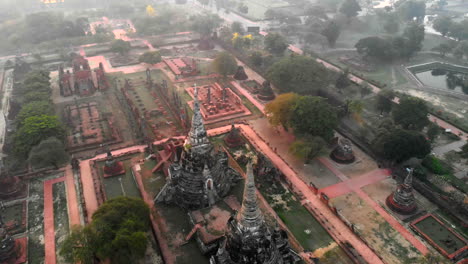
321;21;341;47
29;137;68;169
376;89;395;114
211;51;238;77
339;0;361;19
16;101;54;126
397;0;426;22
264;33;289;55
392;96;429;130
138;51;162;64
373;129;431;162
61;197;150;264
433;16;452;37
190;13;222;36
110;40;131;55
266;55;332;94
289;136;326;161
14;115;65;157
290;96;338;141
265;93;300;128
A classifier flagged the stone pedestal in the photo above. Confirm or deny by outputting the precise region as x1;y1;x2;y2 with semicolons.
103;152;126;178
257;81;275;101
223;125;245;148
330;138;355;164
386;169;417;215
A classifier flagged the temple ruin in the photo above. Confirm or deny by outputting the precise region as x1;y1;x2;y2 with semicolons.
386;168;417;215
58;55;109;97
330;138;355;164
186;83;251;124
210;163;300;264
155;88;240;209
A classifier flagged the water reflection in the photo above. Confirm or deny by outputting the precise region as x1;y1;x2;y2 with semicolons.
414;69;468;95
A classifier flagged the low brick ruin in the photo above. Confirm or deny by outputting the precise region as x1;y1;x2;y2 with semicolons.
65;102;121;151
186;83;251;124
58;55;110;97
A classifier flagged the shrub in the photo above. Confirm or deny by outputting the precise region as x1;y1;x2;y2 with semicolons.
421;155;453;175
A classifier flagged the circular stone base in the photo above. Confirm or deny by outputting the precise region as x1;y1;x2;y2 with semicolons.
330;152;355;164
385;193;417;215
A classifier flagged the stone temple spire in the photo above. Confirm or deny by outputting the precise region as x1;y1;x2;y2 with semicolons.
404;168;413;186
210;162;300;264
237;162;263;231
187;84;211;153
386;168;417;215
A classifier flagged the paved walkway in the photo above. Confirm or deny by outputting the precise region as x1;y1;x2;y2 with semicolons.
44;177;66;264
64;165;81;227
318;168;390;199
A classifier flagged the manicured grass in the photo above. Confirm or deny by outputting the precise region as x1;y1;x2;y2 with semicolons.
99;158;142;199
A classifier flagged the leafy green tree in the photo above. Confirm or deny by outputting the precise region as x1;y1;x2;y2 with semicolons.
335;68;351;91
23;70;50;87
231;22;244;34
264;93;300;128
321;21;341;47
60;197;150;264
432;16;452;36
266;55;331;94
355;36;394;61
17;101;54;126
339;0;361;19
110;39;131;55
402;22;425;58
289;136;326;161
290;96;338;141
392;96;429;130
460;143;468;159
191;13;222;36
373;129;431;162
211;51;237;77
359;82;373;98
431;43;452;57
23;91;50;104
29;137;68;169
264;33;289;56
138;51;162;64
91;197;150;263
383;14;399;34
426;124;440;141
60;226;96;264
398;0;426;22
249;51;263;67
376;89;395;114
14;115;65;157
346;99;364;116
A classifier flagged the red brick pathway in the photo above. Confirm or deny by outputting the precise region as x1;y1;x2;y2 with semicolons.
43;177;65;264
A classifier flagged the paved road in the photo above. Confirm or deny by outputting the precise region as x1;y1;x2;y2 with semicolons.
432;140;465;157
